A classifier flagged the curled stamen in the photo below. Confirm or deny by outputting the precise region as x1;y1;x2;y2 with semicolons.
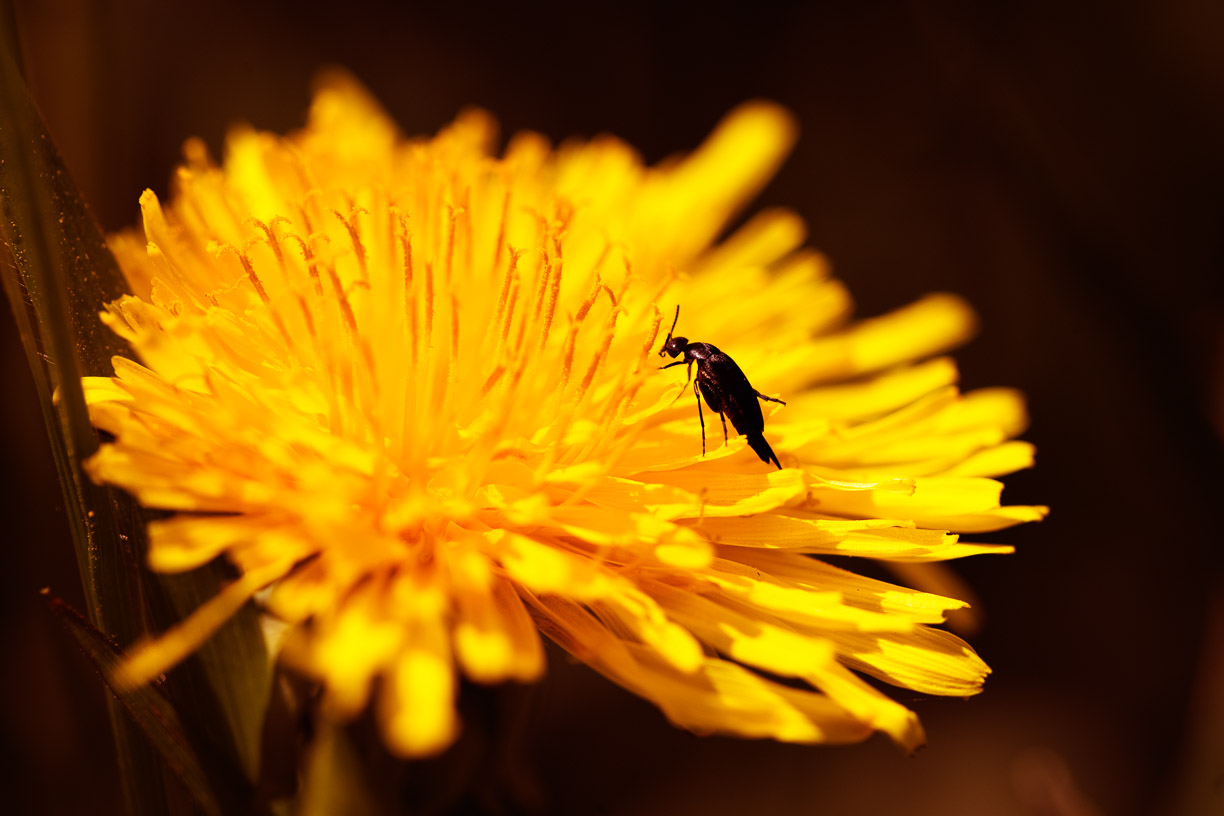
211;242;270;304
331;206;370;280
283;233;324;296
639;306;664;367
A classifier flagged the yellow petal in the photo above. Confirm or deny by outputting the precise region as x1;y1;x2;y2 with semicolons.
379;621;458;758
649;101;798;256
656;584;839;677
702;513;1006;561
690;569;916;635
830;627;990;697
775;295;977;385
113;559;291;689
943;440;1037;478
644;651;873;745
806;658;926;752
146;514;318;573
451;552;545;683
524;592;871;745
696;208;806;274
638;466;807;518
732;549;969;625
488;530;623;598
294;586;404;719
788;357;960;422
594;588;705;673
808;474;1049;532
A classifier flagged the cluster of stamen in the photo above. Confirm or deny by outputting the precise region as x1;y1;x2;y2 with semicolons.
173;139;676;549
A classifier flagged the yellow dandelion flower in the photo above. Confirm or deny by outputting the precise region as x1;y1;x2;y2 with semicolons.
85;72;1046;757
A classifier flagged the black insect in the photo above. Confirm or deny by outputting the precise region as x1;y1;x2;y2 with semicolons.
658;305;785;469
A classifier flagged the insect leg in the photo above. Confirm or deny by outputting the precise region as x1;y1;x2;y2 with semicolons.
667;360;696;404
720;411;728;443
756;391;786;405
693;378;707;456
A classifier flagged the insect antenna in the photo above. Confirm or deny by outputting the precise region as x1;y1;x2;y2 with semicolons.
664;304;680;344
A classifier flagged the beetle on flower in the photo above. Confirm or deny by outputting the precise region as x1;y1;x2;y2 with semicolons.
658;305;786;469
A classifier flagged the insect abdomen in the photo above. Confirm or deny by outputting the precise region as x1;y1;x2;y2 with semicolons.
746;432;781;469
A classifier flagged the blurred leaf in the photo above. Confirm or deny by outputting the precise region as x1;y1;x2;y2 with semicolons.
0;6;172;813
256;666;310;808
50;594;242;816
0;0;274;808
0;0;138;626
295;721;382;816
161;568;275;781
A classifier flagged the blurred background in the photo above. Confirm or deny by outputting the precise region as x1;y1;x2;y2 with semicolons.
3;1;1222;814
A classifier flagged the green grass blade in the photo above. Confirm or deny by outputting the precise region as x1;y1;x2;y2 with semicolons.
296;721;382;816
0;0;137;627
0;1;274;805
160;568;276;782
50;594;260;816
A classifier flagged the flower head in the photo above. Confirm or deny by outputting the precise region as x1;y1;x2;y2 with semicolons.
86;73;1045;756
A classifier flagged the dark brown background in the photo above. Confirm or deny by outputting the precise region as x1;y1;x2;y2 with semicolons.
3;1;1223;814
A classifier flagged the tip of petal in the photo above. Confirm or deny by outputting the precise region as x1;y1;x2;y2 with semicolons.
723;100;799;157
110;641;159;691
